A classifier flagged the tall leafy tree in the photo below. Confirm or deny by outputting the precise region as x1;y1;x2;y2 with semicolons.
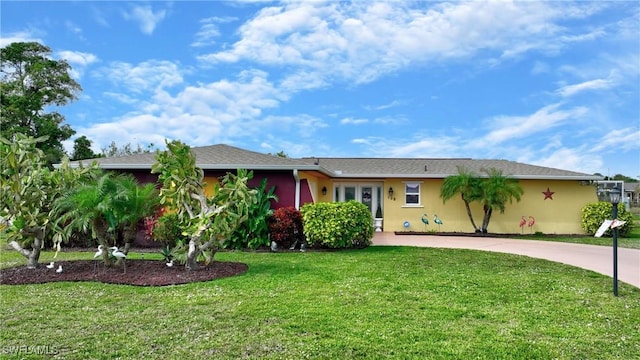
0;134;96;268
478;168;524;233
1;42;81;167
440;166;483;232
71;135;102;160
152;140;257;270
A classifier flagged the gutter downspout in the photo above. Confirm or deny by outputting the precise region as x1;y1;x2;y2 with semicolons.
293;169;300;210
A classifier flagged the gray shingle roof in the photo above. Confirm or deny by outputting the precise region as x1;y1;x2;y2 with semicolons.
70;144;312;170
300;157;602;180
68;144;601;180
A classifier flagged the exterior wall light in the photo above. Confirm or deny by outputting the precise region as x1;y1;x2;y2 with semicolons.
388;187;394;200
321;186;327;196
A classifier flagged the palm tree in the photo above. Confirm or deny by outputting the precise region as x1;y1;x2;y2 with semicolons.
111;175;160;256
478;168;524;233
53;171;120;265
440;166;483;232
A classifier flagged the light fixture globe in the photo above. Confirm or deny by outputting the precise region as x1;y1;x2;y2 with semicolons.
609;186;621;205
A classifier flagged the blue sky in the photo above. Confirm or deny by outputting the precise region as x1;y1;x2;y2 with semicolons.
2;1;639;178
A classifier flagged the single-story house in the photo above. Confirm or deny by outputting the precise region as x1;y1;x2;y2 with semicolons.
70;144;602;235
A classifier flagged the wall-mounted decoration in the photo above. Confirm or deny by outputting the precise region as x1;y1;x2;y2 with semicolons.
542;187;555;200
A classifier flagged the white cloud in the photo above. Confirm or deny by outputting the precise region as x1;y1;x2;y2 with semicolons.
57;50;98;79
79;68;295;150
529;147;603;174
589;127;640;153
475;104;588;146
557;78;615;97
375;136;464;158
123;5;167;35
58;50;98;66
0;31;43;47
531;61;550;75
366;100;404;111
64;21;83;36
340;117;368;125
95;60;184;94
192;16;236;47
199;1;603;92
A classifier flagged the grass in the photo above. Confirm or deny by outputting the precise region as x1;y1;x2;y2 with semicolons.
512;210;640;249
1;247;639;359
511;232;640;249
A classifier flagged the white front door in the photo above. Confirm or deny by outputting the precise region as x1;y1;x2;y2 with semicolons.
334;183;384;218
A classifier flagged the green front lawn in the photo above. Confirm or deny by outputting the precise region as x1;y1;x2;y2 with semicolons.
1;247;638;359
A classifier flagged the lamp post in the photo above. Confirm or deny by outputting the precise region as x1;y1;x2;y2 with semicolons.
609;186;621;296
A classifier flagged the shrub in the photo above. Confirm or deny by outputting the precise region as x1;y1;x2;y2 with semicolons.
301;201;373;249
226;178;277;250
268;206;304;249
152;213;187;247
581;202;634;237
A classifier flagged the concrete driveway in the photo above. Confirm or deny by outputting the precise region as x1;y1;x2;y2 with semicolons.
372;232;640;288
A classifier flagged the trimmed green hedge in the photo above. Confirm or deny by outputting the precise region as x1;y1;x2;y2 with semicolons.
581;202;634;237
301;201;374;248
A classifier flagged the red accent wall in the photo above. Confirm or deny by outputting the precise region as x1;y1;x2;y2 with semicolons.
300;179;314;207
112;168;314;247
204;170;302;209
113;169;313;209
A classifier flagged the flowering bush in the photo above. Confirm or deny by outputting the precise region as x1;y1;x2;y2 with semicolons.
268;206;304;248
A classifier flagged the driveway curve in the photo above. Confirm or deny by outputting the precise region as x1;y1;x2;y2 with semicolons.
372;232;640;288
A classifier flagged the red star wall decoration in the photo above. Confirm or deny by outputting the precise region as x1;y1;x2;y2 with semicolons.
542;187;555;200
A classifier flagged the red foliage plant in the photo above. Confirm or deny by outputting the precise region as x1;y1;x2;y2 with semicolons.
143;207;166;240
268;206;304;247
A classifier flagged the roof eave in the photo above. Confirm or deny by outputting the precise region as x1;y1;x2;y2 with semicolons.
328;173;603;180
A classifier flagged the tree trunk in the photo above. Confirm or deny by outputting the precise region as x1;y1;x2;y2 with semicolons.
461;196;479;232
115;224;136;266
481;206;493;233
8;226;44;269
27;237;43;269
185;237;200;270
93;218;113;266
122;224;137;255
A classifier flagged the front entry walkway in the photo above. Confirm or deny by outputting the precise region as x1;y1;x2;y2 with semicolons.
372;232;640;288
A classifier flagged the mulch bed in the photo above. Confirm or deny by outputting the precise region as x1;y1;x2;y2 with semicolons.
0;259;248;287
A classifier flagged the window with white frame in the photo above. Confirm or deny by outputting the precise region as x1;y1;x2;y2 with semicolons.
405;182;421;205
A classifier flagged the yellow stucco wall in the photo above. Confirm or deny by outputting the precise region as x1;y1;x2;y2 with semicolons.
203;176;219;197
381;179;598;234
299;171;321;204
219;171;597;235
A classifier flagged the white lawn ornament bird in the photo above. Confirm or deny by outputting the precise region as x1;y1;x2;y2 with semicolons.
56;265;63;273
110;246;127;273
166;259;174;267
94;245;104;258
93;245;105;272
46;262;55;269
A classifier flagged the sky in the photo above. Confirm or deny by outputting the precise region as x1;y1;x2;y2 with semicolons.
1;1;639;178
